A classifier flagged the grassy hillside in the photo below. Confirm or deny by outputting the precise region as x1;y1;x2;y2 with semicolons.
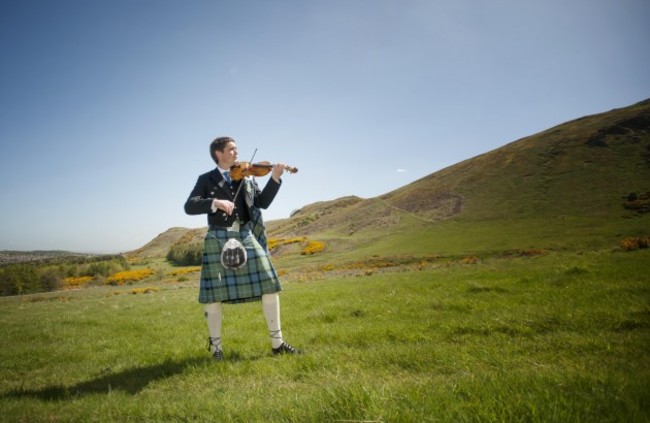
414;99;650;222
126;227;205;260
129;99;650;263
266;99;650;260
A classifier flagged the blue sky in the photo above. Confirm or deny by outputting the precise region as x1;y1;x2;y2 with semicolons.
1;0;649;253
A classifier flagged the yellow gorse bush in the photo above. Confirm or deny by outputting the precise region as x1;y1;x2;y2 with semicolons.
268;237;327;256
301;240;327;255
105;269;154;285
169;266;201;276
268;237;306;251
62;276;93;288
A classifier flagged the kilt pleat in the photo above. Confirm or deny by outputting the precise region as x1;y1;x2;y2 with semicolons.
198;224;282;304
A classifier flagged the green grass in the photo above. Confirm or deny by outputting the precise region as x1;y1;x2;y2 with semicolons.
275;213;649;272
1;249;648;422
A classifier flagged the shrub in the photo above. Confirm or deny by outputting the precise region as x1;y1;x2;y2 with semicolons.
0;255;131;297
169;266;201;277
63;276;93;289
620;236;650;251
77;257;129;278
623;191;650;214
268;237;306;251
131;287;159;294
0;264;39;296
461;256;479;264
167;243;203;266
301;240;327;255
39;268;62;291
105;269;154;285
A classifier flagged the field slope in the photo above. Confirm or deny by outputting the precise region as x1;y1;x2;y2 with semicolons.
0;249;648;421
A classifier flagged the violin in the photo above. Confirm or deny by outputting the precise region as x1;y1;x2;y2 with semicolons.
229;161;298;181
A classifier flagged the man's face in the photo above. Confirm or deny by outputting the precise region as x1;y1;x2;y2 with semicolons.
216;141;238;168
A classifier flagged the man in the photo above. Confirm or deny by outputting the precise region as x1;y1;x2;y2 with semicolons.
184;136;300;361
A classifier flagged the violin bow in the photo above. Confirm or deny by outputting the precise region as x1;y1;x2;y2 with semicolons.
232;147;257;202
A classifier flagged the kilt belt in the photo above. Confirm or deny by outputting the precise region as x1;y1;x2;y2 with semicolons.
209;221;248;231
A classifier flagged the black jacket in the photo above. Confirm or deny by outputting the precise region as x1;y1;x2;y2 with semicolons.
184;168;281;228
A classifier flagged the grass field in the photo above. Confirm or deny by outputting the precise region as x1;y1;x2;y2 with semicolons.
1;248;648;422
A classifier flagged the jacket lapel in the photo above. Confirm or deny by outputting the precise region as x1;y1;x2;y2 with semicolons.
209;169;233;199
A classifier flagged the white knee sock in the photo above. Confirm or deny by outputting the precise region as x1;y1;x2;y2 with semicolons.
205;302;223;352
262;293;284;349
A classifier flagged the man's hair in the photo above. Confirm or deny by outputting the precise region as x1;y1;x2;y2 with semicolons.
209;137;235;165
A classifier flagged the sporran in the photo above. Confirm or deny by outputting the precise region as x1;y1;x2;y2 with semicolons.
221;237;247;269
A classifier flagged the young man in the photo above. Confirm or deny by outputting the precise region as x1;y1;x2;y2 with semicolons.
184;136;300;361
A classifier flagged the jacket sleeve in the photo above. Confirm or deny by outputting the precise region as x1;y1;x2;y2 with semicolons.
255;177;282;209
184;174;214;215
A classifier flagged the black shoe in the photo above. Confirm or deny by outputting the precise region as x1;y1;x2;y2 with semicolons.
272;341;302;355
212;349;224;361
207;337;223;361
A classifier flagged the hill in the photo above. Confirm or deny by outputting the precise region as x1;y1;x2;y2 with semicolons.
125;227;206;260
271;99;649;232
130;99;650;261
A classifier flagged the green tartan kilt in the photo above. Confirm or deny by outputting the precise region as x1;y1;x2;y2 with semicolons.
198;224;282;304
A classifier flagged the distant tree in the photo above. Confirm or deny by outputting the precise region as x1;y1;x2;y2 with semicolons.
40;268;62;292
0;255;130;297
0;264;39;296
167;243;203;266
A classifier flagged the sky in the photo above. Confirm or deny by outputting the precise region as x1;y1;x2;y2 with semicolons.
1;0;649;253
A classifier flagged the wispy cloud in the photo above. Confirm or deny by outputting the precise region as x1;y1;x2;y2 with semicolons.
396;168;408;173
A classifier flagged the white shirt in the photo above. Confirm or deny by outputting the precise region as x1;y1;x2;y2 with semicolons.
211;167;233;213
